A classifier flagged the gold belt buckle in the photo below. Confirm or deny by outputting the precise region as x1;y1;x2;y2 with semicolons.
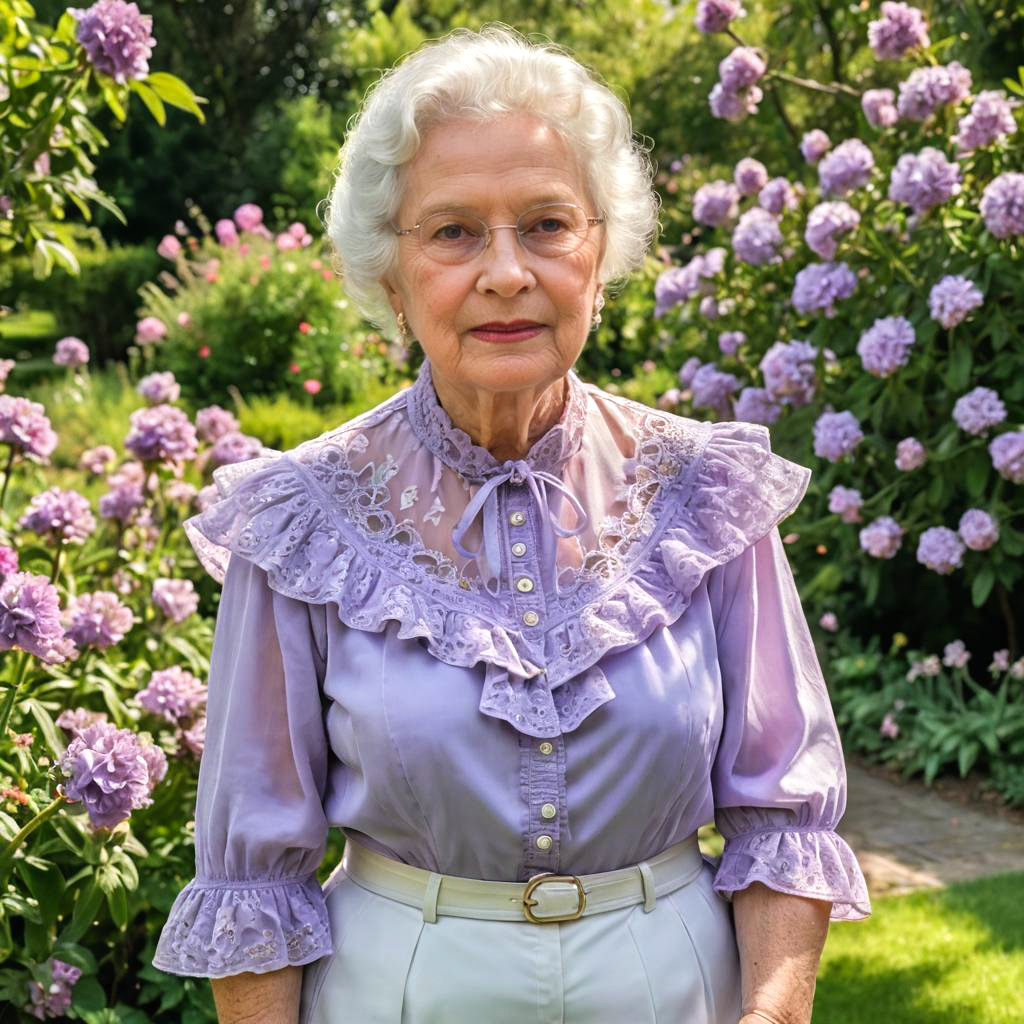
522;872;587;923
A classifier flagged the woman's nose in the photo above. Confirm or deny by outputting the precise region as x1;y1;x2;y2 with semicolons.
476;228;535;292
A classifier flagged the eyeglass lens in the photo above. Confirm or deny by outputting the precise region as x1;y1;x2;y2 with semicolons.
417;203;591;263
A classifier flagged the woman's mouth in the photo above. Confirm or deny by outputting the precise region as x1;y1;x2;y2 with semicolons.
469;324;545;343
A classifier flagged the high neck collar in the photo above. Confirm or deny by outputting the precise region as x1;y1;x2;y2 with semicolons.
406;358;588;482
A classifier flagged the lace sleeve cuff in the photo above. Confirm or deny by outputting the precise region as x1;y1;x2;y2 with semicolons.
151;873;332;978
712;828;871;922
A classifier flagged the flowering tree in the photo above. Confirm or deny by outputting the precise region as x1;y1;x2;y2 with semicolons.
0;0;204;278
654;2;1024;784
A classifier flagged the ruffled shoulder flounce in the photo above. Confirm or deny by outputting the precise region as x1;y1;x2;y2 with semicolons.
151;873;331;978
182;417;810;738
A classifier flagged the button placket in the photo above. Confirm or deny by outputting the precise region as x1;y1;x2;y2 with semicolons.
519;731;566;876
502;484;544;635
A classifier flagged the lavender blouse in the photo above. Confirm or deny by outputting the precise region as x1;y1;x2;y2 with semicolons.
152;358;871;979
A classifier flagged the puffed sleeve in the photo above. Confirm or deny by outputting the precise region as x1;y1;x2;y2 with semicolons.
151;553;333;977
707;526;871;921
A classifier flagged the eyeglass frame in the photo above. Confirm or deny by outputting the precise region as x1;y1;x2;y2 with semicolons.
391;201;606;263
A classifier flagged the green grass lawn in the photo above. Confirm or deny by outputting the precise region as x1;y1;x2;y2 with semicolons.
815;871;1024;1023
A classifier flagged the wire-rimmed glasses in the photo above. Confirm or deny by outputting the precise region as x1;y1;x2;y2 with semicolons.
392;202;605;265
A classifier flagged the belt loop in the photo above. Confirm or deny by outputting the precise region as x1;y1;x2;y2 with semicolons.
422;872;442;923
637;861;656;912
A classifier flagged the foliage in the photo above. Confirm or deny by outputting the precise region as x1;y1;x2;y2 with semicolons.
0;0;204;277
134;202;407;410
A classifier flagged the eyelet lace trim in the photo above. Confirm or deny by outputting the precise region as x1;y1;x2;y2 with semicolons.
151;873;331;978
406;358;588;482
712;828;872;922
184;400;811;739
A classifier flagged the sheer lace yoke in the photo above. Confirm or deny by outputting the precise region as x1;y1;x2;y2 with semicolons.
185;360;812;738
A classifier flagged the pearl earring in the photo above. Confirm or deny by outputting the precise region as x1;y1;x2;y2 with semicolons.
591;294;605;331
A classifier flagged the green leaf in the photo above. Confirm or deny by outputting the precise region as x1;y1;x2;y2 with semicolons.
958;740;980;777
35;238;80;276
965;455;990;498
946;340;972;390
99;78;127;122
106;882;128;929
70;976;107;1013
60;878;104;945
972;567;996;607
130;79;166;126
145;72;207;124
25;698;66;759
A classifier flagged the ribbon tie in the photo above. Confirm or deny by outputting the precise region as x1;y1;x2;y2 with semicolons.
451;459;589;598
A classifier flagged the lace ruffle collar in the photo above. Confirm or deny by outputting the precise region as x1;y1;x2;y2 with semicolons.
405;358;588;482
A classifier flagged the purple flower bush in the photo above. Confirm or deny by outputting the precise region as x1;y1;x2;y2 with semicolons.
805;201;859;260
731;207;782;264
800;129;831;164
53;336;90;368
856;316;916;378
69;0;156;85
818;139;875;197
928;275;983;328
137;666;207;724
888;147;962;213
868;2;930;60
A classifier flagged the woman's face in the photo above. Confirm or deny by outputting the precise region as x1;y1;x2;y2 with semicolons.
381;112;605;398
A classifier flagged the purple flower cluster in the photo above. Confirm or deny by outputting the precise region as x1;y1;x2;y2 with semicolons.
818;139;875;197
888;147;961;214
759;177;799;214
137;666;207;724
731;207;782;265
953;91;1019;153
709;47;765;122
943;640;971;668
958;509;999;551
0;395;58;462
79;444;116;475
64;591;134;649
195;404;240;443
181;714;206;758
655;248;725;316
53;337;90;368
693;180;741;226
165;479;198;505
897;62;972;122
0;545;17;576
829;485;863;524
805;201;859;259
813;409;864;462
99;482;145;524
690;363;740;414
56;707;109;735
800;129;831;165
916;526;965;574
856;316;916;377
69;0;156;84
989;431;1024;484
208;431;263;468
152;577;199;623
0;358;15;391
18;486;97;544
718;330;746;356
760;339;818;407
137;371;180;405
862;88;898;128
895;437;927;471
928;274;983;328
25;958;82;1021
124;404;198;465
868;2;929;60
953;386;1006;435
734;387;781;424
791;261;857;316
860;516;904;559
0;572;77;664
734;157;768;196
58;720;165;828
980;172;1024;239
695;0;744;33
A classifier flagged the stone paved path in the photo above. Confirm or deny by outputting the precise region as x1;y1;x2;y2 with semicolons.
837;758;1024;897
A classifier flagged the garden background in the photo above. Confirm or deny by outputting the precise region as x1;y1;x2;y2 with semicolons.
1;0;1023;1020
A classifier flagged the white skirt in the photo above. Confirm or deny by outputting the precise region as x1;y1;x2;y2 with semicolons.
298;838;742;1024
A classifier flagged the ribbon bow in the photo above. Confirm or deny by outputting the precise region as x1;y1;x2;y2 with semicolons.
451;459;589;598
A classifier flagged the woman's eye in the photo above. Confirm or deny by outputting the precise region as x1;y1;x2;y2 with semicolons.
530;218;568;234
434;223;468;241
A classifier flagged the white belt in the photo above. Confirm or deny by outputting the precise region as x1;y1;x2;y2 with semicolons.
339;833;705;924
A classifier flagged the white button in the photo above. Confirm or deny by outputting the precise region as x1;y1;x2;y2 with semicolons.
509;511;525;526
541;803;557;819
535;834;553;851
538;741;554;755
511;542;527;556
522;610;540;627
515;577;534;593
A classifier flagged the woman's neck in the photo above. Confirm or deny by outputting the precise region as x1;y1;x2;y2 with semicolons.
430;370;568;463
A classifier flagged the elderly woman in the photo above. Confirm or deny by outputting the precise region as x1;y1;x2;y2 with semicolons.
152;24;870;1024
